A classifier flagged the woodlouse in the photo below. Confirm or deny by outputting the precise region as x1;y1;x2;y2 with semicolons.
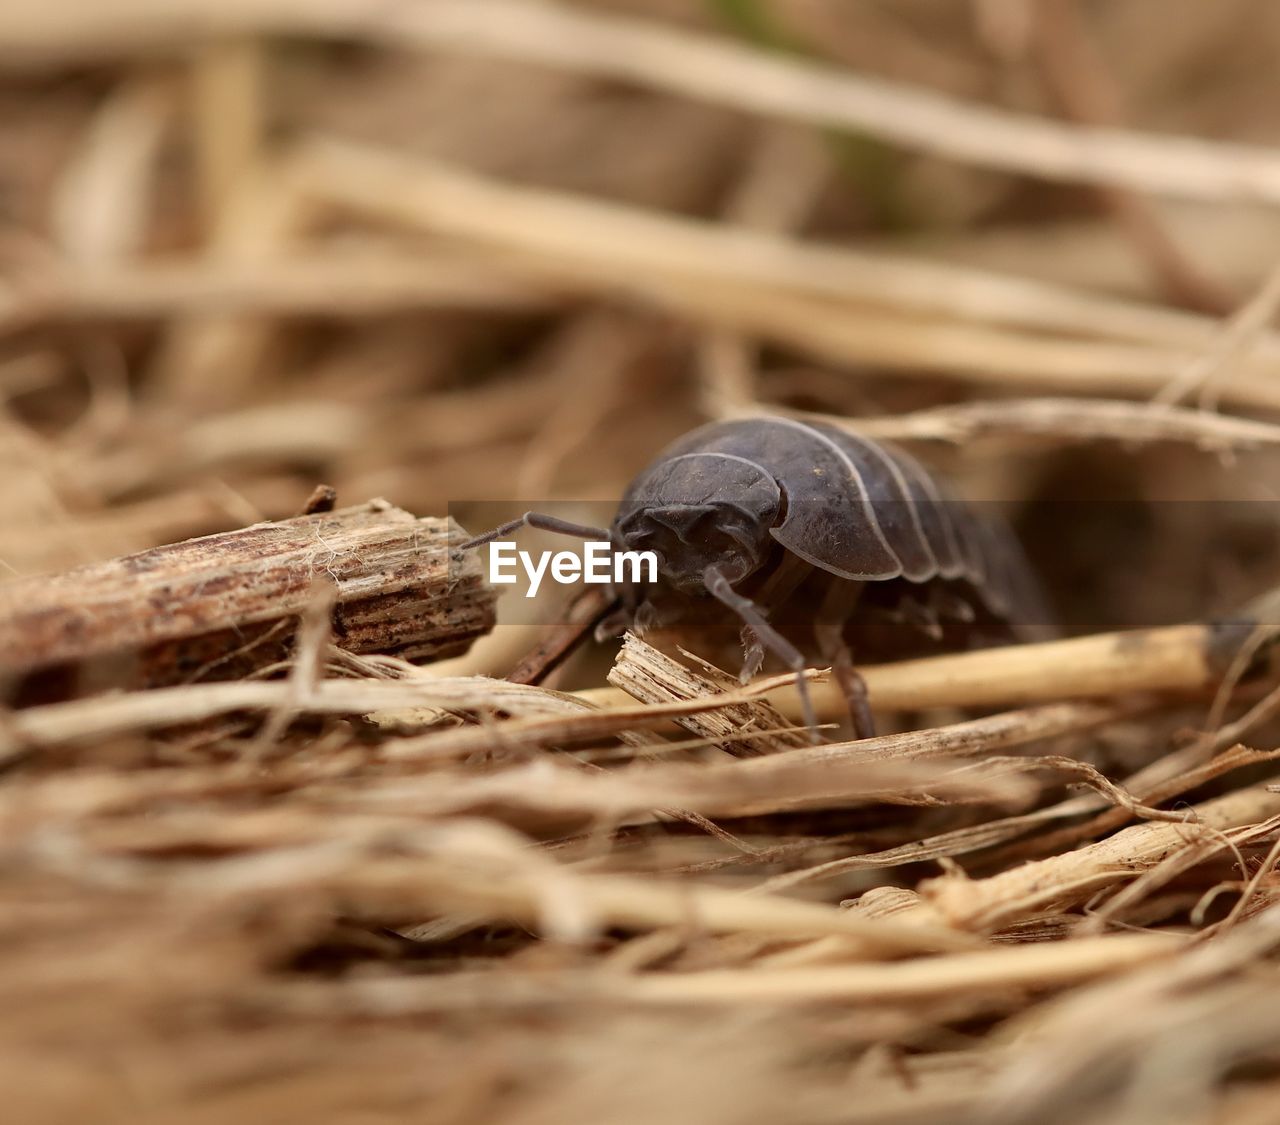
462;415;1051;739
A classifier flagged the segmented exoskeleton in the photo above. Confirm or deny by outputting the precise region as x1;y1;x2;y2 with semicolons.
462;416;1051;739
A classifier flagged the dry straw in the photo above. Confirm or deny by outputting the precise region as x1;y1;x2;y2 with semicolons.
7;1;1280;1122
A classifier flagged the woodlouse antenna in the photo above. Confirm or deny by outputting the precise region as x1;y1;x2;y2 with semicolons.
460;511;634;646
458;512;613;550
703;564;821;744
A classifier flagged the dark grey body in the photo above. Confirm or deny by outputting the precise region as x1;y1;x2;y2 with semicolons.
609;416;1050;654
462;414;1051;736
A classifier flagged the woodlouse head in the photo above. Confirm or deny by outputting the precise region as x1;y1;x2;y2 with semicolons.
611;452;783;594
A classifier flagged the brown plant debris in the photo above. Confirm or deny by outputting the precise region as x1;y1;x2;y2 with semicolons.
10;2;1280;1122
0;500;494;702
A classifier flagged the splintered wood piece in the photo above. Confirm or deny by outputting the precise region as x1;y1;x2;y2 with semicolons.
608;633;811;756
0;499;495;702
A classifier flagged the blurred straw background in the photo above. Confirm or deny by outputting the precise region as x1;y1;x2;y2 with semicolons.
6;1;1280;1122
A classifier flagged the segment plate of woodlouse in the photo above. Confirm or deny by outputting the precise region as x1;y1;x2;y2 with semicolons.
801;420;940;582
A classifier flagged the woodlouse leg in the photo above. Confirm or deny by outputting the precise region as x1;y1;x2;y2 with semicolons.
736;552;812;684
897;595;944;642
593;603;633;642
738;628;766;682
814;580;875;740
928;584;977;625
703;566;822;744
